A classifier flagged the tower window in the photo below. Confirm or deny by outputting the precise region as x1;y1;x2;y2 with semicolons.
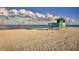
57;20;60;23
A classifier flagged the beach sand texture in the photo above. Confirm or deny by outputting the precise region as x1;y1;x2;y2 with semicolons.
0;27;79;51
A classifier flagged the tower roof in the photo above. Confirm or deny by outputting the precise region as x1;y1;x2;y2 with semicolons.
55;17;65;20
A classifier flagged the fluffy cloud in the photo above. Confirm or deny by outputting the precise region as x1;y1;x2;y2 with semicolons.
18;9;26;15
0;8;9;16
35;13;45;18
8;9;18;16
0;8;68;24
18;9;35;17
45;13;53;18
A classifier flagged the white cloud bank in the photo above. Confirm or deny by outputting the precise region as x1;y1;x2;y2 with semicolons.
0;8;76;25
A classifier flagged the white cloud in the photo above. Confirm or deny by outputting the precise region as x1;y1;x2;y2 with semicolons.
35;13;45;18
18;9;26;15
8;9;18;16
45;13;53;18
0;7;69;25
0;8;9;16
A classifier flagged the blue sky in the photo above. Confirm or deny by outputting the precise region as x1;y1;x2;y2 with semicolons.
5;7;79;19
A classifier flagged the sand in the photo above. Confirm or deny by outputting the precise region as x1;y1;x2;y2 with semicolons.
0;27;79;51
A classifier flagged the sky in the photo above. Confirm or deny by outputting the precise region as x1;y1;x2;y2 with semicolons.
5;7;79;19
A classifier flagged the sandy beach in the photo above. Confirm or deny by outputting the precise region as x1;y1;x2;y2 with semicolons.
0;27;79;51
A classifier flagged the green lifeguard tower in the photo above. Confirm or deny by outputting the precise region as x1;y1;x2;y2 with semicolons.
48;17;66;28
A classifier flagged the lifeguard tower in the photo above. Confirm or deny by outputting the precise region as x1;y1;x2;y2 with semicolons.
48;17;66;28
